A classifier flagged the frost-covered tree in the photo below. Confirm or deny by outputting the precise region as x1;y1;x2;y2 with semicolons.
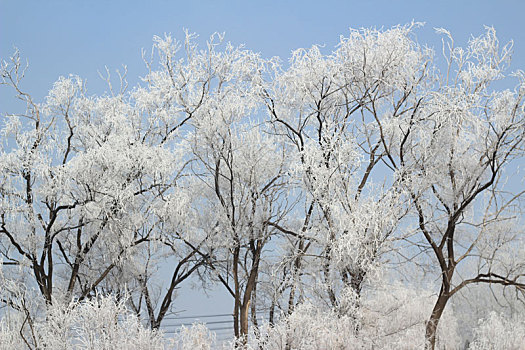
261;23;429;321
258;25;525;349
395;27;525;349
184;49;290;339
0;32;214;333
0;53;175;307
1;23;525;350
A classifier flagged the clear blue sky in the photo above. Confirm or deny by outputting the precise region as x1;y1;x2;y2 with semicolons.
2;0;525;101
1;0;524;328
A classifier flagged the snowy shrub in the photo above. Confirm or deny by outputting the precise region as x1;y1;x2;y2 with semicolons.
469;312;525;350
0;295;168;350
244;302;360;350
173;323;215;350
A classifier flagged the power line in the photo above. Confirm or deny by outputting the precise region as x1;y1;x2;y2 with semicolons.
209;326;235;332
162;313;232;320
162;320;233;327
163;326;234;334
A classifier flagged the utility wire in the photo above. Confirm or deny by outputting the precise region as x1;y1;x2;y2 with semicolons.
162;320;233;327
163;326;234;334
162;313;232;320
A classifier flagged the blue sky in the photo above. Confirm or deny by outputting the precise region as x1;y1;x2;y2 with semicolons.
1;0;524;331
2;0;525;102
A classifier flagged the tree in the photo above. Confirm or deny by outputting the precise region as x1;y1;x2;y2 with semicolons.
0;54;173;307
396;27;525;349
261;23;428;319
187;88;291;340
0;32;211;334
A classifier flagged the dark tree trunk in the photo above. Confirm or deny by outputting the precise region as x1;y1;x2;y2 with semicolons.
425;290;450;350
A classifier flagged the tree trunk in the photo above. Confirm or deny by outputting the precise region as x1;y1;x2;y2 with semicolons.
233;246;241;339
251;283;259;334
240;299;251;339
425;291;450;350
